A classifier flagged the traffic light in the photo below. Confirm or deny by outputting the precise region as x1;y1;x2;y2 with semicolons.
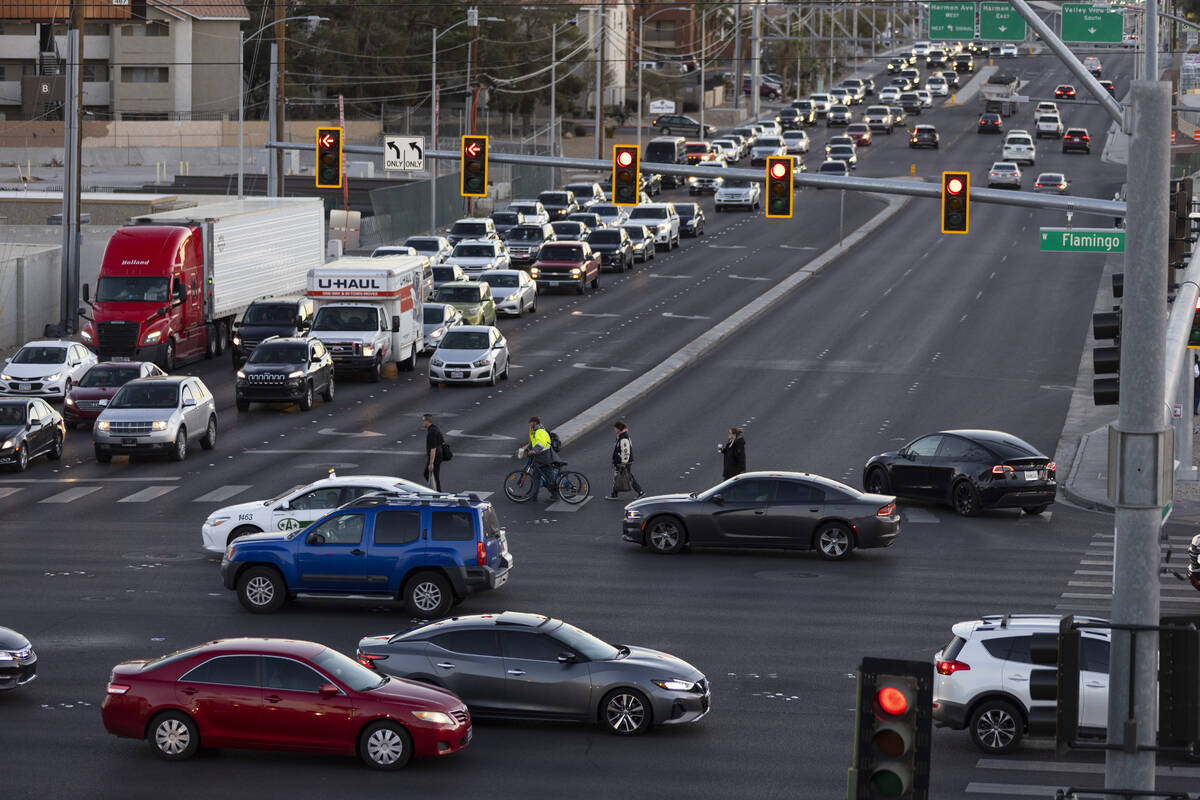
940;171;969;234
1158;614;1200;749
765;156;793;219
461;135;489;197
612;145;640;207
850;657;932;800
1188;298;1200;350
1027;616;1081;757
315;127;343;189
1092;309;1121;405
1170;178;1194;272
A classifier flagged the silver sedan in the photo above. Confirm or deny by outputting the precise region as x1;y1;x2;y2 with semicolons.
422;302;463;351
484;269;538;316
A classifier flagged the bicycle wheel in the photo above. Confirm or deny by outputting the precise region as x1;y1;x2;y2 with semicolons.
504;468;538;503
555;471;591;505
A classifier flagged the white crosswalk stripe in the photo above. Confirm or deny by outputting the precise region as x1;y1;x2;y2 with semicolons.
192;485;253;503
117;486;179;503
546;496;593;513
0;487;23;500
39;486;103;504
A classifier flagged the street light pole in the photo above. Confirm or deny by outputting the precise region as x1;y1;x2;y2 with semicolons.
432;27;439;229
637;17;643;153
699;11;705;138
551;24;557;156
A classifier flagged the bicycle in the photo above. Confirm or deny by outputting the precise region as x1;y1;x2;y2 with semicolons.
503;456;590;504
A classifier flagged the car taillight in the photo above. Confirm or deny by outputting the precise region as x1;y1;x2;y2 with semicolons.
106;683;131;695
477;541;487;565
936;659;971;675
1059;183;1066;189
1046;462;1056;473
876;502;896;517
357;652;386;669
991;465;1014;475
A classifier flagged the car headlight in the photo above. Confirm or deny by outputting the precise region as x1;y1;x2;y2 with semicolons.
44;372;62;383
1;440;13;450
236;370;246;379
570;268;581;276
472;357;491;368
0;651;13;661
411;710;455;725
232;335;241;346
287;370;304;379
96;421;110;431
431;358;444;367
653;678;697;692
151;421;168;432
206;515;230;528
224;545;237;561
530;267;540;277
80;329;93;343
625;508;642;520
142;330;162;345
0;374;9;381
65;397;75;406
361;345;375;357
505;293;518;302
430;329;444;338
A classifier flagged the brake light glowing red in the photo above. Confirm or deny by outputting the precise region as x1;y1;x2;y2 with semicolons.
106;683;131;695
877;502;896;517
936;659;971;675
1047;462;1056;472
477;541;487;565
991;465;1014;475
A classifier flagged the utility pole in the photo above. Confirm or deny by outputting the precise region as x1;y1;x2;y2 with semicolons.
551;24;557;156
272;0;285;196
60;0;84;332
699;10;705;138
594;0;605;160
751;1;761;120
733;0;741;110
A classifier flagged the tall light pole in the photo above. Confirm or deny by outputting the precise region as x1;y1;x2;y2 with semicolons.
238;15;325;199
637;5;691;152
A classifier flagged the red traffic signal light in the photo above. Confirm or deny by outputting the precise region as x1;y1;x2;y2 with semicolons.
612;145;640;207
850;657;932;800
315;126;343;189
765;156;793;219
941;171;969;234
461;135;489;197
877;686;909;717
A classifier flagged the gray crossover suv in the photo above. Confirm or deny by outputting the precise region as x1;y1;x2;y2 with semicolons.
356;611;710;735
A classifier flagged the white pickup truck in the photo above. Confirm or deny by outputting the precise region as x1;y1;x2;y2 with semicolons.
306;256;426;382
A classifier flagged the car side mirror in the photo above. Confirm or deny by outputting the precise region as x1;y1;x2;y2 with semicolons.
392;315;401;333
82;283;90;303
177;284;188;302
306;532;326;546
183;397;196;407
711;493;724;505
557;652;578;664
318;682;340;696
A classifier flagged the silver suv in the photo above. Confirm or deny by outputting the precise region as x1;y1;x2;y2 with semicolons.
932;614;1111;754
93;375;217;463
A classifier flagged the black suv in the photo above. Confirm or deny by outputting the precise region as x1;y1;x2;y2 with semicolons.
672;202;706;237
505;223;557;266
537;190;579;220
586;227;634;272
235;336;334;412
231;297;313;366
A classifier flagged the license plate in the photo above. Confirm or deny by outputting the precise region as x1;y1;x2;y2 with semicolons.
450;371;465;379
1024;470;1038;481
18;383;31;391
122;438;138;445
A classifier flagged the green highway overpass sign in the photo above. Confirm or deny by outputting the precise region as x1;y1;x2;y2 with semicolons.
929;2;976;40
1061;3;1124;43
980;2;1027;41
1040;227;1125;253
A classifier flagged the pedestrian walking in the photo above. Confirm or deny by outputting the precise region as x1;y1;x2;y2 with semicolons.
605;420;645;500
719;427;746;479
422;413;445;491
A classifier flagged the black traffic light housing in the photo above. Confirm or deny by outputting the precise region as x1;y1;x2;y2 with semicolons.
941;171;969;234
1189;300;1200;351
315;126;343;189
612;145;640;207
849;657;932;800
1158;615;1200;750
765;156;793;219
1027;617;1081;757
1092;279;1122;403
461;135;489;197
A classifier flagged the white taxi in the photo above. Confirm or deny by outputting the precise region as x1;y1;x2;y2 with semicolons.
201;473;431;553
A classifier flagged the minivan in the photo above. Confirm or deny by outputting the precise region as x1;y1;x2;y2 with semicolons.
645;136;687;188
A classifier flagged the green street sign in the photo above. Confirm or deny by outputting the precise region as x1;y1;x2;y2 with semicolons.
929;2;976;41
1061;3;1124;43
979;2;1027;41
1039;227;1125;253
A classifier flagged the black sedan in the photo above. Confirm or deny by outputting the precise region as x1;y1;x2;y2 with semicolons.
621;471;900;560
862;429;1056;517
672;202;706;237
0;398;64;472
357;612;710;736
978;113;1004;134
908;124;940;149
585;228;634;272
0;625;36;690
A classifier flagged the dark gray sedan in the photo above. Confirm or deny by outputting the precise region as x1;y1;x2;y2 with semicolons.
621;471;900;560
356;612;709;736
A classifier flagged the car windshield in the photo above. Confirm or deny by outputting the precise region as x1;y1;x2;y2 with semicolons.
629;207;668;220
247;344;307;364
371;247;413;257
847;125;868;133
440;330;490;350
79;366;140;388
312;647;386;692
725;180;754;188
539;245;584;261
984;436;1042;460
593;205;620;216
510;205;537;215
491;213;519;225
830;146;854;154
550;621;622;661
110;382;178;409
552;223;582;236
569;214;599;224
11;346;66;364
621;226;647;240
436;286;482;303
819;163;846;173
993;164;1016;172
486;274;519;288
0;405;26;425
432;266;460;282
95;276;170;303
1008;138;1032;146
1038;116;1058;124
453;244;496;258
242;304;295;325
507;227;544;241
684;144;709;154
756;137;783;147
588;230;622;245
1038;174;1065;183
311;306;379;331
450;222;486;236
539;192;569;206
564;184;595;196
673;205;696;218
404;238;440;252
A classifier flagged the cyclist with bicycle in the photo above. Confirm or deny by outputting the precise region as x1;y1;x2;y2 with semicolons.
519;416;560;501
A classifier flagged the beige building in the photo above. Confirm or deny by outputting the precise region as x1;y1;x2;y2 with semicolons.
0;0;248;121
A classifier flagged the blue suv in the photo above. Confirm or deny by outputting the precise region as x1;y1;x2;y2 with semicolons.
220;493;513;618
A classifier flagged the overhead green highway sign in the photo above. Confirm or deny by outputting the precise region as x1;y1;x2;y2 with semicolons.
1040;227;1126;253
979;2;1027;41
929;2;976;41
1061;3;1124;43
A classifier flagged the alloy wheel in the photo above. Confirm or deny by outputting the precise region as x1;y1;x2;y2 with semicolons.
975;708;1017;751
606;692;646;733
411;580;442;613
244;575;275;607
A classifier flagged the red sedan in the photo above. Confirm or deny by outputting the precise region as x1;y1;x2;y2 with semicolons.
101;638;471;769
1054;84;1077;99
63;361;164;428
846;123;873;146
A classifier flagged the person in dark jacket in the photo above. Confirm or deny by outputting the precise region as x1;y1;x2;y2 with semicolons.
422;413;445;491
719;427;746;479
605;420;645;500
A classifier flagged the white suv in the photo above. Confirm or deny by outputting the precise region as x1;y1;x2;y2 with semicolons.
1002;131;1037;165
714;179;763;212
933;614;1112;754
1035;114;1064;139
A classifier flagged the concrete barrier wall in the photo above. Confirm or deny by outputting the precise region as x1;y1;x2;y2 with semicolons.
0;243;61;350
0;225;119;297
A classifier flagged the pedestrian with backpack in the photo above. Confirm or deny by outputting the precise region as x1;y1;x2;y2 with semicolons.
422;413;448;491
606;420;645;500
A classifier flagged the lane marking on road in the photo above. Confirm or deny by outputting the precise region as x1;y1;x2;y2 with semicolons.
708;244;748;249
446;431;517;441
118;486;178;503
975;758;1200;778
572;363;633;373
0;476;181;483
318;428;384;437
244;449;511;459
462;490;494;500
570;311;620;318
0;487;23;500
728;274;772;281
546;496;593;513
646;274;691;279
39;486;104;503
192;485;253;503
661;312;712;320
1080;560;1114;565
779;244;818;250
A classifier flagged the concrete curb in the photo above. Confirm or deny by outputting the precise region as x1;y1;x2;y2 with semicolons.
554;191;912;446
1062;425;1115;512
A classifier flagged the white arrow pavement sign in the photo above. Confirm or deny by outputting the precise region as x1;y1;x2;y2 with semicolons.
573;363;633;372
662;312;711;320
446;430;517;441
779;244;817;250
384;136;425;171
318;428;385;437
728;274;771;281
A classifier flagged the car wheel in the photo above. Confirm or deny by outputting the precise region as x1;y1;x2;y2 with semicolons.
952;479;981;517
63;378;73;399
299;381;314;411
237;565;286;613
226;525;261;547
404;571;452;618
487;367;498;387
94;446;111;464
591;274;600;289
530;299;537;314
48;432;63;461
865;467;891;494
322;375;335;402
200;416;217;450
969;700;1023;754
646;515;686;554
148;712;200;761
359;721;413;770
815;523;854;561
169;426;187;462
601;688;653;736
163;339;176;372
576;280;586;295
368;356;382;383
12;445;28;472
236;399;250;412
1022;504;1049;515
